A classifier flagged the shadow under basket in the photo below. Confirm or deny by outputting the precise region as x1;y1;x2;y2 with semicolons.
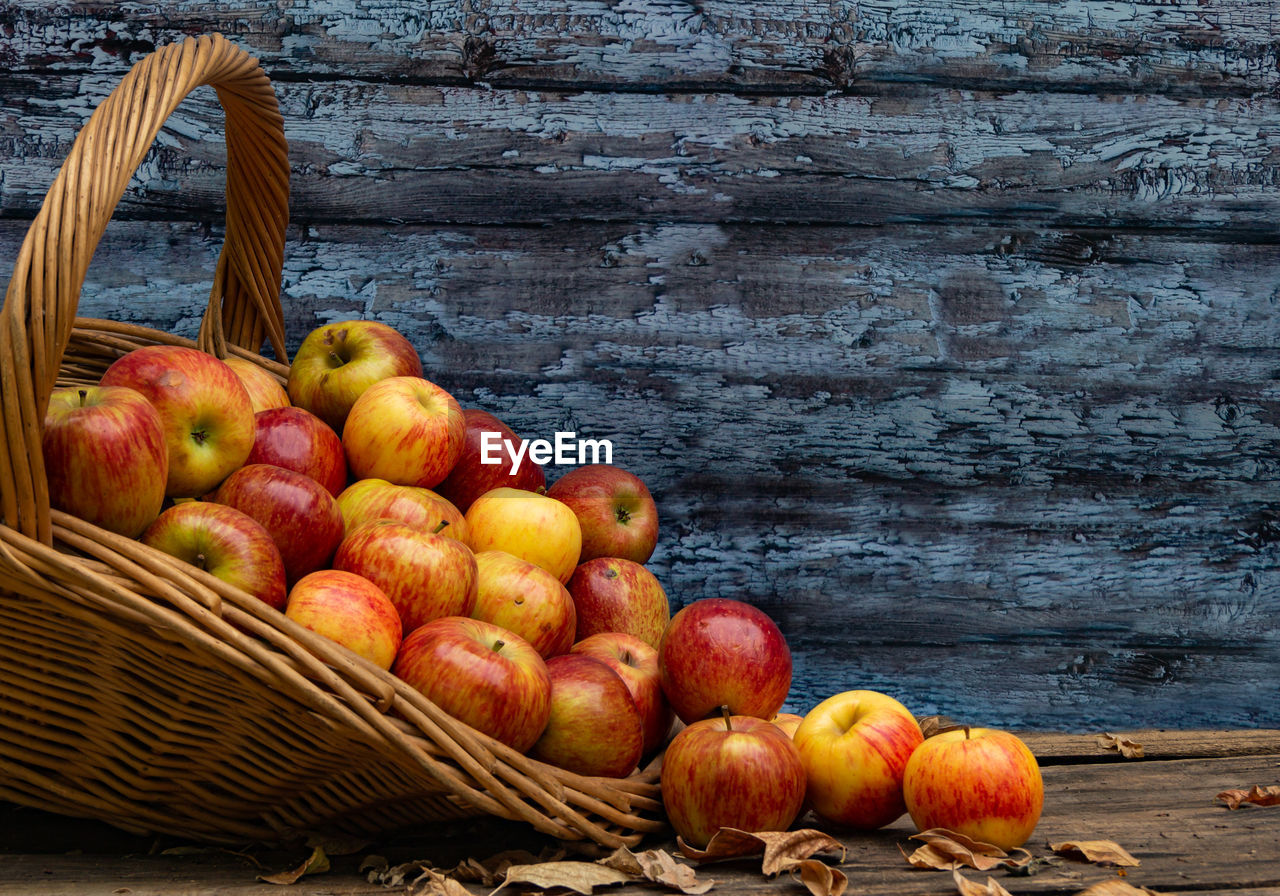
0;34;664;848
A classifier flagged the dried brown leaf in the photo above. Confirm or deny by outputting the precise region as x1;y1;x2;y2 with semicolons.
903;829;1032;872
600;847;713;894
1049;841;1140;867
678;827;846;875
492;860;631;895
794;858;848;896
918;715;960;738
1217;784;1280;810
257;846;330;885
410;868;472;896
951;869;1014;896
598;847;645;877
1097;733;1145;759
1076;880;1167;896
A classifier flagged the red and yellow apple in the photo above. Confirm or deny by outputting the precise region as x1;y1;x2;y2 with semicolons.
393;616;551;753
100;345;255;498
342;376;465;489
571;632;674;758
41;385;168;538
566;557;670;649
902;726;1044;850
141;501;288;610
771;712;805;739
211;463;346;585
285;569;402;669
286;319;423;433
792;689;924;830
246;405;348;497
436;408;547;513
661;709;807;849
546;464;659;564
528;654;645;778
333;518;478;631
223;355;290;412
471;550;577;659
464;487;581;583
336;478;468;544
658;598;792;724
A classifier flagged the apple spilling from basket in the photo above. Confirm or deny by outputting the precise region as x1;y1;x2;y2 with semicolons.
41;318;1044;848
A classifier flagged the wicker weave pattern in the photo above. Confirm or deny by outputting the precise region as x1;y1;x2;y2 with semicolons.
0;35;663;847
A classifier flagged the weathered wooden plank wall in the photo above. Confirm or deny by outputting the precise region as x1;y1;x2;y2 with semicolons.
2;2;1278;729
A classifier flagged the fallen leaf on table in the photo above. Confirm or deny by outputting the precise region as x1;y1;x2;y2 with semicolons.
257;845;330;885
1217;784;1280;810
794;858;848;896
1097;733;1145;759
903;828;1033;872
410;868;471;896
951;868;1014;896
1075;880;1167;895
600;847;714;895
677;827;846;874
491;860;631;895
1049;840;1140;867
453;849;556;885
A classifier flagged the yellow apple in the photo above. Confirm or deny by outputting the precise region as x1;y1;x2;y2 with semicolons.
792;689;923;829
464;487;582;583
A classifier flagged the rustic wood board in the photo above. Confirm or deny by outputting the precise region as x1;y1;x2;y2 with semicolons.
2;739;1278;895
3;72;1278;229
4;0;1278;94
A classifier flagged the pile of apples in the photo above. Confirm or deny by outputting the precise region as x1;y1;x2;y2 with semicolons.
43;317;1046;849
42;319;672;778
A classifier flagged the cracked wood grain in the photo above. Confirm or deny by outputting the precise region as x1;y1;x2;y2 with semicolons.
2;0;1277;94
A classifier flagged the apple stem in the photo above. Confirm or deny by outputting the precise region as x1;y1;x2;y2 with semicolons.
964;725;971;740
194;552;207;571
433;520;450;535
720;705;732;731
78;389;88;407
492;639;505;653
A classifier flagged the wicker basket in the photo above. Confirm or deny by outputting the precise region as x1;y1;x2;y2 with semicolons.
0;34;664;848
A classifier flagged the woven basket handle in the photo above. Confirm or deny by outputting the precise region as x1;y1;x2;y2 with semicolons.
0;34;290;543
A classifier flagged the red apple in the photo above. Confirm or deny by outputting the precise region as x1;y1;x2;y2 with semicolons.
528;654;645;778
41;385;168;537
661;709;807;849
140;501;288;610
658;598;792;724
334;519;478;631
100;345;255;498
336;478;468;544
392;616;551;753
286;569;402;670
342;376;465;489
223;355;290;413
246;406;348;497
566;557;670;649
286;319;423;433
470;550;576;659
546;464;658;564
571;632;674;758
211;463;346;585
436;408;547;512
792;690;924;830
464;487;581;583
902;726;1044;850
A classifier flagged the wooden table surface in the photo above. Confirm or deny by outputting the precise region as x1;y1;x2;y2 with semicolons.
3;729;1277;896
